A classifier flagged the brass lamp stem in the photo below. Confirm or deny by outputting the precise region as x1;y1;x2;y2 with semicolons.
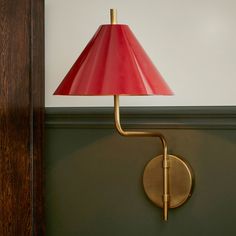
114;95;170;221
110;9;117;24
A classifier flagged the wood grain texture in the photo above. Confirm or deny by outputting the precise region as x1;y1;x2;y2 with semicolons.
0;0;44;235
31;0;45;235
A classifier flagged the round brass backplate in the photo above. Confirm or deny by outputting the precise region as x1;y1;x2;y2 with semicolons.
143;155;194;208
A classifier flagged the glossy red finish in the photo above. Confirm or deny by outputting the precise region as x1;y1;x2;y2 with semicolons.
54;25;173;95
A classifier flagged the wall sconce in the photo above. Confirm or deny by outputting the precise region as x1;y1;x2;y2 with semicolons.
54;9;194;221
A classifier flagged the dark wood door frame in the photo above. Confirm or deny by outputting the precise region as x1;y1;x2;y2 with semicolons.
0;0;44;235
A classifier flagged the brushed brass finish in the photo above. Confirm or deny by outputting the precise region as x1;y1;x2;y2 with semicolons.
110;9;117;24
143;155;193;208
114;95;170;220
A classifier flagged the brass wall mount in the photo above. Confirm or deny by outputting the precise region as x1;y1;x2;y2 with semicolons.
143;155;194;209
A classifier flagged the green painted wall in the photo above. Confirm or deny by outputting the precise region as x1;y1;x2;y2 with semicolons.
45;107;236;236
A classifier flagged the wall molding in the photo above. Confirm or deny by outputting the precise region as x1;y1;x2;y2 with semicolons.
45;106;236;130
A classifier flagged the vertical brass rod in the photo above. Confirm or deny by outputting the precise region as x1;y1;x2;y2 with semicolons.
113;95;169;220
163;155;169;221
110;9;117;24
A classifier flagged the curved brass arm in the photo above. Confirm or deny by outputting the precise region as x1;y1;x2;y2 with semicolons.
114;95;170;221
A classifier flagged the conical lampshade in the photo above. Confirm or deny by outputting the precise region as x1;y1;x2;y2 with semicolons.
54;24;173;96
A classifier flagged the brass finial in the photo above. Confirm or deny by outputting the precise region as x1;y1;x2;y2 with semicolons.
110;9;117;24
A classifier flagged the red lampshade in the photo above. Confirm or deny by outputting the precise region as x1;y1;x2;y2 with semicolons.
54;24;173;96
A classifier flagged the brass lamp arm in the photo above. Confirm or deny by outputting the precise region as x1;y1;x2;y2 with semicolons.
114;95;169;221
114;95;168;153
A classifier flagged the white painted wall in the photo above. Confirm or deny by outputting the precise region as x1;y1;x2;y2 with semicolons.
45;0;236;107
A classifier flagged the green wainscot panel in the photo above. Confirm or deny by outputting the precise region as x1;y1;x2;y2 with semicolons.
45;126;236;236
